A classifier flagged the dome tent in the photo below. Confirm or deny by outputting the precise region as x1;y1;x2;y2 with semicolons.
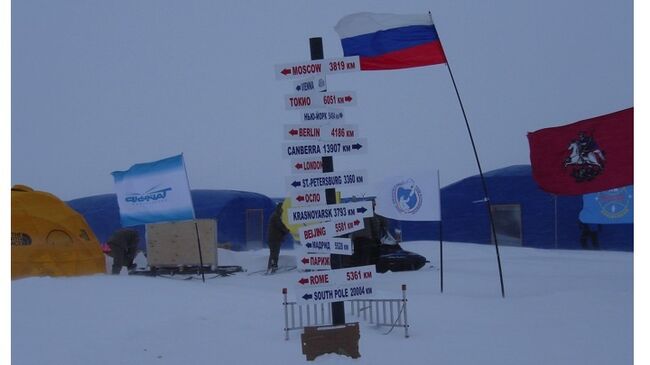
11;185;106;279
67;189;285;251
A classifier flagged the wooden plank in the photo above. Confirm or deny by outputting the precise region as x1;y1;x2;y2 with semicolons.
145;219;217;267
301;322;360;361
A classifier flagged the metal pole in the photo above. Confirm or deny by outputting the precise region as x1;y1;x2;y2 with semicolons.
554;194;558;249
181;153;205;282
430;12;505;297
437;170;443;293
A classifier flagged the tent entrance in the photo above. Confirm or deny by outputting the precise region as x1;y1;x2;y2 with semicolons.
490;204;523;246
246;209;264;250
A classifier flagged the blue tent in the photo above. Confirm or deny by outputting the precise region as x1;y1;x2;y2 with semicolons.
398;165;633;251
67;190;290;251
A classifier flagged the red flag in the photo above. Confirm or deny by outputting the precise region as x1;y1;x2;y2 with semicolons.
527;108;633;195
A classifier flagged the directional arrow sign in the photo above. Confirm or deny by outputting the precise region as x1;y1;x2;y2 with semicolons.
289;189;328;207
297;253;331;271
284;124;359;142
295;265;376;287
293;76;327;93
274;56;360;80
290;157;325;174
285;91;357;110
303;237;354;255
288;201;373;225
286;170;367;191
283;139;367;159
294;282;375;305
299;108;346;123
298;218;365;241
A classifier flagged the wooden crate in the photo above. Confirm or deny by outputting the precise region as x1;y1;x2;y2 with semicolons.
145;219;217;267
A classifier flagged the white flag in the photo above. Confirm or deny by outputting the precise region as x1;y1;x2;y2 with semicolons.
111;154;195;226
374;171;440;221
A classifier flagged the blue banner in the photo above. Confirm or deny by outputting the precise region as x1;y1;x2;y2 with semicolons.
112;154;195;226
579;185;633;224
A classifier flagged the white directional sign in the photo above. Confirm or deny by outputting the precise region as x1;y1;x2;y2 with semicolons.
295;265;376;287
293;76;327;93
290;157;326;174
283;139;367;159
298;218;365;241
285;91;357;110
284;124;359;141
286;170;367;191
289;189;328;207
288;201;373;225
299;108;346;123
275;56;360;80
303;237;354;255
294;282;376;304
297;253;331;271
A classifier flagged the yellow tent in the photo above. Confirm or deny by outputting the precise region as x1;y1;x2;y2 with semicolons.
11;185;106;279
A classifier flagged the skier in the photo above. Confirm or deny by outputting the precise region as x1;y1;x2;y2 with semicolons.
106;228;140;274
267;202;290;273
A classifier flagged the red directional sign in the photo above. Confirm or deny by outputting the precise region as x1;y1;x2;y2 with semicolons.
296;265;376;287
289;188;328;207
298;218;365;241
297;253;331;271
275;56;360;80
284;124;359;141
284;91;357;110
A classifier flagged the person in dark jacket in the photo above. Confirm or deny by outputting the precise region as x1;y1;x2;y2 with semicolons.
579;222;600;250
267;203;290;273
107;228;140;274
349;200;389;266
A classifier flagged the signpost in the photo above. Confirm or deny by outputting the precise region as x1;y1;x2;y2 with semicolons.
274;56;360;80
293;265;376;305
297;253;332;271
284;124;359;141
287;201;373;225
299;108;346;123
285;170;367;191
297;218;365;241
283;139;367;159
303;237;354;255
285;91;357;110
293;76;327;93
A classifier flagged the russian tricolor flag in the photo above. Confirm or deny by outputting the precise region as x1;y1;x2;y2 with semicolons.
335;12;447;71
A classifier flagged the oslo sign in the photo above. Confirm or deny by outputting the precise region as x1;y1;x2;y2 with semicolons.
303;237;353;255
288;188;328;207
298;218;365;241
299;108;346;123
285;91;357;110
286;170;367;191
288;200;373;225
284;124;359;141
274;56;360;80
283;139;367;159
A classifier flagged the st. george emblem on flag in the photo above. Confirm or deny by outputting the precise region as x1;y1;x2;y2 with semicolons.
111;154;195;227
374;171;441;221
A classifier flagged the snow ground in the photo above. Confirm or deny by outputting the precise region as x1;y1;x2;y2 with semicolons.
11;241;633;365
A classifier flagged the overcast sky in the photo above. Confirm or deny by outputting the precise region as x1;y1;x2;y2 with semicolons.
11;0;633;201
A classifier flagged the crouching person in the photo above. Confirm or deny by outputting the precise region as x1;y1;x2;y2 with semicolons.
107;228;140;275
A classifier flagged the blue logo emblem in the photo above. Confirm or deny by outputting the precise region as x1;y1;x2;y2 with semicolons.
391;179;422;214
596;187;632;219
125;187;172;204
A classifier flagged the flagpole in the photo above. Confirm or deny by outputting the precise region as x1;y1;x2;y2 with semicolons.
182;154;206;283
430;12;505;298
437;169;443;293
